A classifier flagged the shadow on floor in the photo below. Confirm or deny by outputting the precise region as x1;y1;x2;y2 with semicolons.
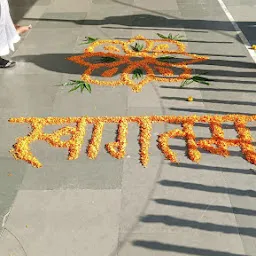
140;214;256;237
168;162;255;175
12;52;256;79
158;180;256;198
153;198;256;216
132;240;246;256
21;14;238;31
162;96;256;107
169;107;254;115
22;13;255;42
12;54;85;75
9;0;44;23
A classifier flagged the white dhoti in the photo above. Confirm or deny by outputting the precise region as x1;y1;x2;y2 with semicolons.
0;0;20;56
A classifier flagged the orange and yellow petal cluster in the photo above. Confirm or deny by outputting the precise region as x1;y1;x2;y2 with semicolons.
138;117;152;166
9;114;256;168
87;121;104;159
105;118;128;159
67;35;208;92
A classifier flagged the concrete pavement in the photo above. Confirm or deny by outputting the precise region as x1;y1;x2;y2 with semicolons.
0;0;256;255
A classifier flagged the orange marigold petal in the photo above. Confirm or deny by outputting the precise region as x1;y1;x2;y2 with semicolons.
155;66;174;76
153;44;169;52
101;67;119;77
104;45;120;52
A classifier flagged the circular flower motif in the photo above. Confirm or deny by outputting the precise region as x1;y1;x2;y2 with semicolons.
67;35;208;92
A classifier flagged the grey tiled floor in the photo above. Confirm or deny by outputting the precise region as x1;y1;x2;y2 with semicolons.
0;0;256;255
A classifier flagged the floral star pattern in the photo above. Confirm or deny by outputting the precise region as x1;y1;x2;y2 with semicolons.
67;35;208;92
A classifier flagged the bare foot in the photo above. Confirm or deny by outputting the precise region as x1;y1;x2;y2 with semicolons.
15;24;32;35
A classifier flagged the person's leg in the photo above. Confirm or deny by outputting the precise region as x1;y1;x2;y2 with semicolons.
0;57;15;68
0;0;31;69
0;0;18;68
15;24;32;35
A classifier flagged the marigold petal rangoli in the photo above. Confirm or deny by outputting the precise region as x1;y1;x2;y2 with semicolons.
67;35;208;92
9;114;256;168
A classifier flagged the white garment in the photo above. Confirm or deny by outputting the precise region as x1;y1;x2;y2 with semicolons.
0;0;20;56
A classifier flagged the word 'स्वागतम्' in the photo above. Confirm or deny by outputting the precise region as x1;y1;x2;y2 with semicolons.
8;114;256;168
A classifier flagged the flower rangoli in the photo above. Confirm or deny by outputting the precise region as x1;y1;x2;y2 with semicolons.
67;35;208;92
